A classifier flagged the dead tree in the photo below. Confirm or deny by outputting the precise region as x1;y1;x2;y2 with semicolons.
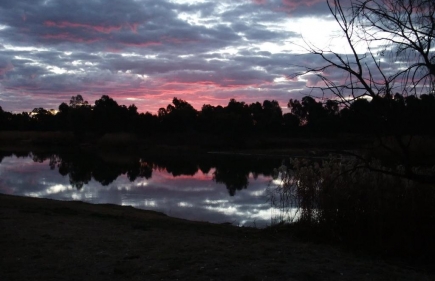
298;0;435;184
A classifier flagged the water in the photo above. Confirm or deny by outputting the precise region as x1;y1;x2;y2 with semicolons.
0;150;285;227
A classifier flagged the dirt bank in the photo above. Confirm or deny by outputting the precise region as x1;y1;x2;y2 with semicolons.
0;194;432;281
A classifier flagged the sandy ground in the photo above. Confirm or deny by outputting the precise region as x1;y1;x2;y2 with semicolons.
0;194;433;281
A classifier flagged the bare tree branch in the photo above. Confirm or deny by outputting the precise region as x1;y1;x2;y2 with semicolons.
296;0;435;184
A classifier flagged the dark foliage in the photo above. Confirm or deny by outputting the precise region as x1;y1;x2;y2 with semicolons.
1;93;434;137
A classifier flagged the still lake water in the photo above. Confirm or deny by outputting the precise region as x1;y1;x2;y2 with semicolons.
0;150;287;227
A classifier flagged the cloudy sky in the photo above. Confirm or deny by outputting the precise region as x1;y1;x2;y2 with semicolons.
0;0;343;113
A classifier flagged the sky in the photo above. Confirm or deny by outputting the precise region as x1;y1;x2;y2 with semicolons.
0;0;344;114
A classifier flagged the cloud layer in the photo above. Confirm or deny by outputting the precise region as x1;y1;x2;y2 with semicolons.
0;0;335;113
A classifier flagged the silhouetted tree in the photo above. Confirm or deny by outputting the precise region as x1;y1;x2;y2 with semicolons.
198;104;227;134
137;112;158;135
222;99;253;135
93;95;124;133
298;0;435;183
160;97;198;132
69;95;89;108
282;113;300;133
288;96;333;132
0;106;5;130
69;98;92;136
262;100;283;132
55;102;70;131
31;107;56;131
250;100;284;132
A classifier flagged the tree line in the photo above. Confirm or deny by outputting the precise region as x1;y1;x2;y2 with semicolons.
0;93;434;136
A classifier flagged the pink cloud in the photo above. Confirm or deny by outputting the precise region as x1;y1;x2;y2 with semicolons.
43;33;101;43
44;20;140;34
126;22;140;33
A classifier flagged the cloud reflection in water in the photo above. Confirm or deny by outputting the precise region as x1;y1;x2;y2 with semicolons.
0;153;282;227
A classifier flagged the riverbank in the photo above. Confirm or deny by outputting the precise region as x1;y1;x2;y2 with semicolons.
0;194;432;281
0;130;371;153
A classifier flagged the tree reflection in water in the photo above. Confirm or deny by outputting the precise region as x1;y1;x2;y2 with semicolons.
27;150;279;196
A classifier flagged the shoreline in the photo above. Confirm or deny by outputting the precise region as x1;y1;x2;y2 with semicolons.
1;193;433;280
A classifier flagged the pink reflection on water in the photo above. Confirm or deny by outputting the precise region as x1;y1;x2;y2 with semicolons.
0;154;276;227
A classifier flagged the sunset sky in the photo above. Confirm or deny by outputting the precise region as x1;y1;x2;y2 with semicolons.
0;0;346;114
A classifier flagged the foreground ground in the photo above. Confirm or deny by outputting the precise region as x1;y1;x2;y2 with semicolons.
0;194;433;281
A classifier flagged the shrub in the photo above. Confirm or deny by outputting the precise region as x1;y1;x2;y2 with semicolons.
269;156;435;257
